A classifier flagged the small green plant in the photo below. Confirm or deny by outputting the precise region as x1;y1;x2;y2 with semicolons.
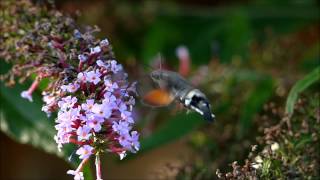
216;68;320;179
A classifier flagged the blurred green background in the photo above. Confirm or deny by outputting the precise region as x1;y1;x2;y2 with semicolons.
1;0;319;179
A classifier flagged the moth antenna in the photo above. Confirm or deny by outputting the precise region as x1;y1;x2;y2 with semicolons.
140;54;163;72
135;59;153;73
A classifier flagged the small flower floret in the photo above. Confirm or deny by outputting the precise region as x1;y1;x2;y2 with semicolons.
90;46;101;54
21;91;33;102
86;70;101;85
67;170;84;180
78;54;88;62
77;126;92;141
76;145;94;159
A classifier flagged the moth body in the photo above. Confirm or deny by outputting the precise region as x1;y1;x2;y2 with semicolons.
149;70;215;122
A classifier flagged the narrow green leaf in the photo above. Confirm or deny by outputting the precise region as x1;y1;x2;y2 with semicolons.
285;67;320;116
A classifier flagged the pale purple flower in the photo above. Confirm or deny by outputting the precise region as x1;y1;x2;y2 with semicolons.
90;46;101;54
96;60;108;69
100;39;109;47
57;107;80;124
21;91;33;102
41;105;51;117
118;103;134;123
130;131;140;151
103;92;117;104
102;101;117;112
104;79;118;92
81;99;95;112
77;72;87;82
55;121;73;133
92;103;112;119
43;94;55;105
118;133;132;151
97;60;112;74
118;102;127;112
76;125;92;141
76;145;94;159
20;77;40;102
58;96;77;111
78;54;88;62
86;70;101;85
118;131;140;153
67;170;84;180
109;60;122;73
112;121;131;135
121;111;134;124
87;116;104;132
61;82;80;93
79;114;89;123
73;29;82;39
54;133;72;151
41;94;57;116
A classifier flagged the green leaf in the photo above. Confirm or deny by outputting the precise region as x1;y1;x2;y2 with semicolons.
140;112;205;153
285;67;320;116
0;82;95;179
83;163;94;180
0;82;62;157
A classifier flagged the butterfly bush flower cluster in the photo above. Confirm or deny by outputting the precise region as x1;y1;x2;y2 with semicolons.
1;1;139;179
50;40;139;179
52;41;139;157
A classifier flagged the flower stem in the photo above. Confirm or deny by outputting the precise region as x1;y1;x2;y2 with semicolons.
28;78;40;94
95;154;103;180
76;157;89;172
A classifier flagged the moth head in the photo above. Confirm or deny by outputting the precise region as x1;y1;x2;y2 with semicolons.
183;89;215;122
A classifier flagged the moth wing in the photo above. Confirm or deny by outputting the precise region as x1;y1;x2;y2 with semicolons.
136;69;173;107
142;89;174;107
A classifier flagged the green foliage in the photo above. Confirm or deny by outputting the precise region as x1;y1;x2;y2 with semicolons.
0;82;58;156
0;81;96;179
140;112;204;153
82;165;94;180
238;76;274;138
0;63;94;179
142;20;181;64
0;61;62;157
267;94;320;179
1;0;320;179
126;4;319;65
217;91;320;179
285;67;320;116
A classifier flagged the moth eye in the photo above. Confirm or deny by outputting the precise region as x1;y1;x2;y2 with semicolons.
191;95;202;103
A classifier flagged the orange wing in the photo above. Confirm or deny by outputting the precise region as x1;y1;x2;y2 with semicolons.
142;89;174;107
